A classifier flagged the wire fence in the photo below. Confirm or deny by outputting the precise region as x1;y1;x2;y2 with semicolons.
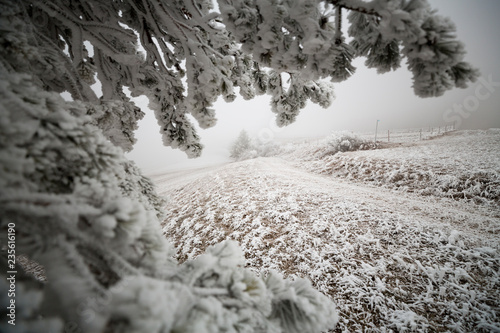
274;125;457;147
357;124;456;144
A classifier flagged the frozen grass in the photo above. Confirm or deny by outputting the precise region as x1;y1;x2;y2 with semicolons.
285;129;500;206
157;130;500;332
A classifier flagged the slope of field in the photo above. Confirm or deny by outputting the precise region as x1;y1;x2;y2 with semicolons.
154;130;500;332
283;129;500;206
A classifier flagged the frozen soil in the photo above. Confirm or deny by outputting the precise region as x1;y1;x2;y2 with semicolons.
155;130;500;332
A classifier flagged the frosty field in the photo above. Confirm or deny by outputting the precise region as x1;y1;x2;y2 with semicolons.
154;130;500;332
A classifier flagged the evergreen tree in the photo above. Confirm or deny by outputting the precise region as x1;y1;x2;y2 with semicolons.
230;130;254;160
0;0;477;332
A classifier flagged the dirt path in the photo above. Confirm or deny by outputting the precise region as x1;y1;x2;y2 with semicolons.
254;157;499;246
156;157;498;246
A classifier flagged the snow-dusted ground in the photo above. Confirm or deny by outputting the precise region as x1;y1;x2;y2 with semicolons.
284;129;500;206
154;130;500;332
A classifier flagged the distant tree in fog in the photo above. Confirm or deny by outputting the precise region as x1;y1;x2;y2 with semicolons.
230;129;254;159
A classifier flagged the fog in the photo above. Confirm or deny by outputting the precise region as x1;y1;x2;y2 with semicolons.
126;0;500;174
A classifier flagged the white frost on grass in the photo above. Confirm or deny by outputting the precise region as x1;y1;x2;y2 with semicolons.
285;130;500;206
157;130;500;332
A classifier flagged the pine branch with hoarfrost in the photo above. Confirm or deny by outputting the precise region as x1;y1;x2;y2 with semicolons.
0;66;337;333
0;0;479;332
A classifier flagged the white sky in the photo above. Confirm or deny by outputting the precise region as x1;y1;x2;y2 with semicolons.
126;0;500;174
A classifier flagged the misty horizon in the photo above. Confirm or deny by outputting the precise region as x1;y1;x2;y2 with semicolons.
126;0;500;173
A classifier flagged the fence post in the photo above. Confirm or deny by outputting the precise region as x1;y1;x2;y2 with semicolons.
420;128;422;140
388;130;390;142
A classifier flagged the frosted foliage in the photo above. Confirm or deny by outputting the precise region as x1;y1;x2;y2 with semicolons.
229;130;283;161
0;68;337;332
84;98;144;152
106;241;338;333
0;0;478;331
220;0;478;100
348;11;401;73
1;0;477;157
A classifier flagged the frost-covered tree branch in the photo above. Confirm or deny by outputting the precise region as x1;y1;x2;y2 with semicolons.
0;61;337;332
3;0;478;154
0;0;478;332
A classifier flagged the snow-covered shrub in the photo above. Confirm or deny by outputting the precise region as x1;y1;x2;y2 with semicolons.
255;140;283;157
320;132;377;157
230;130;282;161
238;148;259;161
